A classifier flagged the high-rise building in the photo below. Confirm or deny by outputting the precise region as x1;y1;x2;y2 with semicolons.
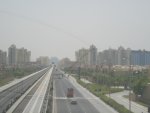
130;50;150;66
130;50;142;65
17;48;25;65
108;48;118;65
0;50;7;67
36;56;50;66
76;46;150;66
118;46;130;65
58;58;74;69
17;48;31;67
97;52;103;65
50;57;59;65
8;44;17;66
8;45;31;67
88;45;97;66
97;49;118;66
99;50;109;65
23;49;31;63
144;51;150;65
75;48;89;67
26;51;31;62
126;48;131;66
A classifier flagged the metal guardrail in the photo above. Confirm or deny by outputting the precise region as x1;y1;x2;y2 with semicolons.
40;72;53;113
0;68;49;113
21;67;53;113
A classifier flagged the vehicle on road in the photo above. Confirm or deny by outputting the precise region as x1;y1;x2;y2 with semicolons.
67;88;74;98
71;100;77;105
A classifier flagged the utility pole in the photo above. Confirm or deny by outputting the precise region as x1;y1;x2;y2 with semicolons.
108;56;112;99
78;67;80;80
129;65;132;111
96;65;99;84
108;63;111;98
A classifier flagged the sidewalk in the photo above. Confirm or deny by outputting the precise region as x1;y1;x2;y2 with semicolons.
108;90;148;113
81;78;92;84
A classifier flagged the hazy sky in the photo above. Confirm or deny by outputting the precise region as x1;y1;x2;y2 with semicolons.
0;0;150;61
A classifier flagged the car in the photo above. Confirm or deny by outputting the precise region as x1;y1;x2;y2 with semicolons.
71;100;77;105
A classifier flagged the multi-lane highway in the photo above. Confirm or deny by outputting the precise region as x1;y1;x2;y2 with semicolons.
53;78;100;113
53;70;118;113
1;67;140;113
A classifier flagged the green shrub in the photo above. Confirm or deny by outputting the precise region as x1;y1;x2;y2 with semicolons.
77;79;133;113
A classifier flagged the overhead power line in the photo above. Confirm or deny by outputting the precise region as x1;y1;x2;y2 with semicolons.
0;10;90;46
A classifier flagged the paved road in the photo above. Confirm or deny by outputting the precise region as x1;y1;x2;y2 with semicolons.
53;73;118;113
0;68;49;113
109;90;148;113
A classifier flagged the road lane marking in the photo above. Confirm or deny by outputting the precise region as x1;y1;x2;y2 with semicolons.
61;78;88;113
58;79;72;113
52;80;57;113
73;92;87;113
53;97;100;100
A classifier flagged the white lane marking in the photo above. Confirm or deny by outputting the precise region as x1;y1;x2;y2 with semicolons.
53;97;100;100
52;80;57;113
73;92;87;113
58;79;72;113
62;78;87;113
52;81;55;113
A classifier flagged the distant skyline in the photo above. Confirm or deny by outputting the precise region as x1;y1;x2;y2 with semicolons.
0;0;150;60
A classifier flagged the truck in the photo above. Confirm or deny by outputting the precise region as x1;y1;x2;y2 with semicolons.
67;88;74;98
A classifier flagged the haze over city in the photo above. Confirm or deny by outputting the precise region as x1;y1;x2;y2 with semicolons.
1;1;150;113
0;0;150;60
